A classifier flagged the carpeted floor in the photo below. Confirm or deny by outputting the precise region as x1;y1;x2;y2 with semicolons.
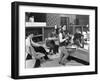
26;44;89;68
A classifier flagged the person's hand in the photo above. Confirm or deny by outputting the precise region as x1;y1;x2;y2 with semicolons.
65;36;69;40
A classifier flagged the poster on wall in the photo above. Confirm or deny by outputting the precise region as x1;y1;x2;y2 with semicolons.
11;1;98;79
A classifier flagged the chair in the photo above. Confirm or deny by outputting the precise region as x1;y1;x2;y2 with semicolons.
29;46;45;59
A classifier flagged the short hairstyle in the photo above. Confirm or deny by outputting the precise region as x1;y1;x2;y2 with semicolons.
50;40;55;46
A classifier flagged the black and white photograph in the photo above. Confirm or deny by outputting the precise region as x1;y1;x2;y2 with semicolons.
25;12;90;68
11;1;97;79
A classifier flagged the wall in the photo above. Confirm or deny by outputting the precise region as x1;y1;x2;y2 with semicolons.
46;13;89;34
76;15;89;25
46;13;76;27
46;13;61;27
0;0;99;81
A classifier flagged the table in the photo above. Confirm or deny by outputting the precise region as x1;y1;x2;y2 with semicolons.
65;45;77;55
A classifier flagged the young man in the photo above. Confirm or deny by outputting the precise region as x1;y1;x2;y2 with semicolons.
26;33;49;68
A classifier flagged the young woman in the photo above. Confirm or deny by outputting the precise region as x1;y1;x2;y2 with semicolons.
58;27;69;65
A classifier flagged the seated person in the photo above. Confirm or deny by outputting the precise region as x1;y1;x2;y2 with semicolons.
30;34;49;60
46;33;59;54
29;45;45;68
73;29;84;47
26;33;49;67
49;40;59;54
26;33;33;60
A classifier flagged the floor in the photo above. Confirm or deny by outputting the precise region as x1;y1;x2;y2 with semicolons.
41;45;89;68
26;44;89;68
41;57;84;68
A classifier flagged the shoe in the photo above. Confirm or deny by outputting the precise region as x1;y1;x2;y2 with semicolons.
59;62;66;66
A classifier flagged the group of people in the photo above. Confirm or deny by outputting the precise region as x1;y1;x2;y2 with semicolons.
25;25;85;67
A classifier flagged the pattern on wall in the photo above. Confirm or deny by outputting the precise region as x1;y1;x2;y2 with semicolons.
46;13;76;27
46;13;60;27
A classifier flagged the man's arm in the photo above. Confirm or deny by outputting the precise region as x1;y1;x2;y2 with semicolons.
30;39;40;47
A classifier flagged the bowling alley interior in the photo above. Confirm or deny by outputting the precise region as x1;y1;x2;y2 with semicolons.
25;12;90;68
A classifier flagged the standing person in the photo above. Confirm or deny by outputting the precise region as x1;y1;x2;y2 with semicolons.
55;24;59;35
58;27;69;65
